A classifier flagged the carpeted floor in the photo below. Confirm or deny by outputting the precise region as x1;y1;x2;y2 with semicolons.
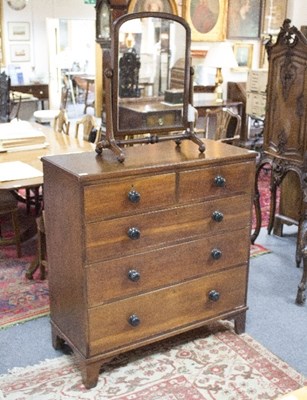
0;321;306;399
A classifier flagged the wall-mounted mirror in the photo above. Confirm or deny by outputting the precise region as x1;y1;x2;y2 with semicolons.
96;12;205;161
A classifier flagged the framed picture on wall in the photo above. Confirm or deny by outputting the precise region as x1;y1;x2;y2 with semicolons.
183;0;227;41
262;0;287;34
233;43;253;70
10;43;30;62
128;0;178;14
8;22;30;41
227;0;262;39
0;1;5;66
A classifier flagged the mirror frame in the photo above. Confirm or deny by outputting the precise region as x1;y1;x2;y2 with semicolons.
95;12;205;162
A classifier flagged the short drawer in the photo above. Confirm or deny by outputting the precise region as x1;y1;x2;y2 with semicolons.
88;265;247;356
179;161;255;202
146;111;179;127
85;194;252;263
84;173;176;221
86;227;251;306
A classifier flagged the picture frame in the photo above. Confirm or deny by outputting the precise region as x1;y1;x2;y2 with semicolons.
8;22;30;41
183;0;226;42
0;1;5;66
10;43;30;62
227;0;262;39
128;0;178;14
262;0;287;35
233;43;253;70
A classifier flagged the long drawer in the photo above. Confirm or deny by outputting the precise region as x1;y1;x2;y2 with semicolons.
86;227;250;306
88;265;247;356
85;194;251;263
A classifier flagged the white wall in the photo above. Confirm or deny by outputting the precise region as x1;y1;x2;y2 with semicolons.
2;0;95;83
287;0;307;28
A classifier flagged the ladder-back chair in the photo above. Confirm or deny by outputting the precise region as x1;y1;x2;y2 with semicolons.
204;107;241;144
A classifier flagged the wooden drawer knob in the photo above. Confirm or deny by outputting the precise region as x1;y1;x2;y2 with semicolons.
212;211;224;222
214;175;226;187
128;314;141;327
211;248;222;260
128;189;141;203
127;227;141;240
128;269;140;282
208;290;220;302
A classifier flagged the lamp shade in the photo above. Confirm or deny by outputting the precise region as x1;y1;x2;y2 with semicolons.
203;42;238;69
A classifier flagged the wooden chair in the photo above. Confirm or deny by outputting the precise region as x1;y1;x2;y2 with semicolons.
75;114;99;143
0;191;21;257
53;109;70;135
33;79;68;124
204;107;241;144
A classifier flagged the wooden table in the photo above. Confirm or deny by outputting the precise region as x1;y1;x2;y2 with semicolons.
0;122;96;191
0;123;96;272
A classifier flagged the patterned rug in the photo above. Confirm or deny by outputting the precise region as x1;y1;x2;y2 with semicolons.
0;207;49;329
0;321;305;399
0;241;49;329
250;243;271;258
252;166;277;229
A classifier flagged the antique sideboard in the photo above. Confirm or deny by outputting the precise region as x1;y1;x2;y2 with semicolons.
43;139;256;388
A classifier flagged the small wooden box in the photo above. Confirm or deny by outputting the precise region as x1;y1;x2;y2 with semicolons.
164;89;183;104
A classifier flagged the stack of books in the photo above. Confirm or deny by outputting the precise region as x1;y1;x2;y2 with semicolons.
0;121;46;151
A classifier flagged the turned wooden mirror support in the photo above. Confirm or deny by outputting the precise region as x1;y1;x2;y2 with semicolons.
95;12;205;162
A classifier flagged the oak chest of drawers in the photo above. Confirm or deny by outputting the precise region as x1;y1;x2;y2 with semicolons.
42;139;256;389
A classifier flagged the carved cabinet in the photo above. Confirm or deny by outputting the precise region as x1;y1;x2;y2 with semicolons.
252;20;307;304
42;139;255;389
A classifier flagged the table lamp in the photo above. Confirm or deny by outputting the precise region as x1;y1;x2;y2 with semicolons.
203;42;238;103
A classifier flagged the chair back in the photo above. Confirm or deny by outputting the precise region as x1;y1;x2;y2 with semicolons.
0;72;11;123
53;109;70;135
119;48;141;98
204;107;241;144
75;114;99;143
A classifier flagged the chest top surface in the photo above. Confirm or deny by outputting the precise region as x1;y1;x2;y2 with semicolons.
42;139;256;183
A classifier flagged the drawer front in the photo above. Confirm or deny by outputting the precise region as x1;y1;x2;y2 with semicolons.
179;161;255;202
88;265;247;356
87;227;250;307
86;194;251;263
12;84;49;100
146;112;176;127
84;173;176;221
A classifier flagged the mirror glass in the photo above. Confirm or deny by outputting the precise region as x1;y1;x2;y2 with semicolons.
113;13;190;137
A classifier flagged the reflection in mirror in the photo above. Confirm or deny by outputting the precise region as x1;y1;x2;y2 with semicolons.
95;12;206;162
116;15;187;133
